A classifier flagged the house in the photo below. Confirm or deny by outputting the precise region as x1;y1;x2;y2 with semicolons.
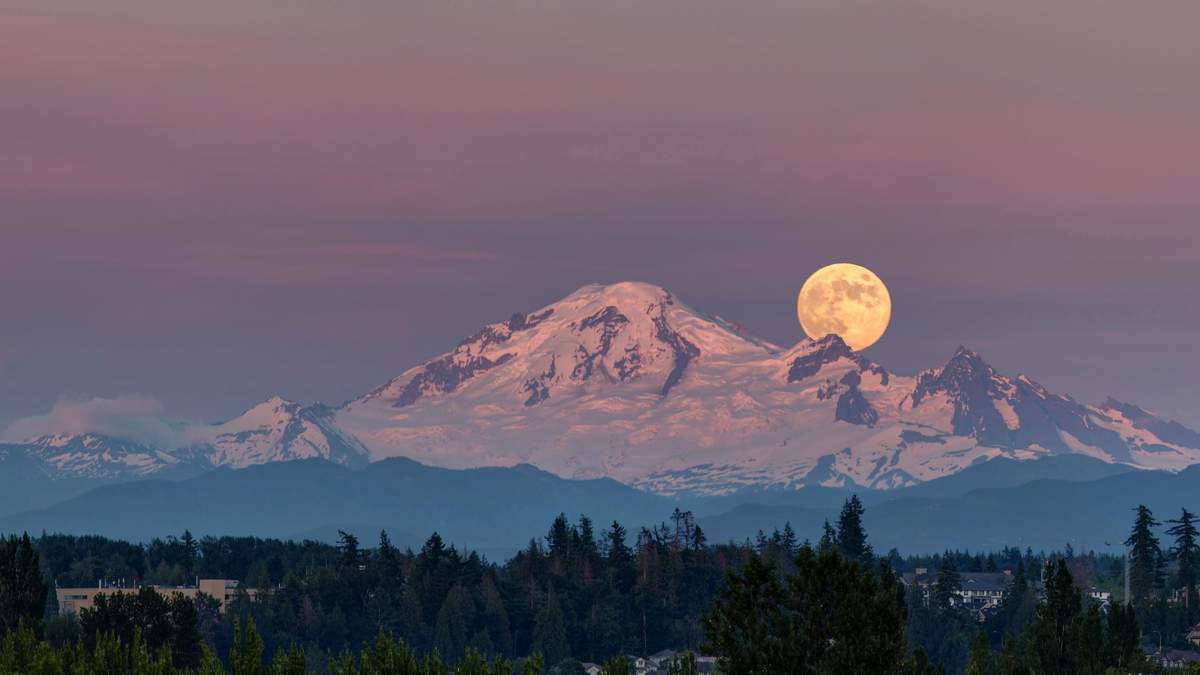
900;568;1013;613
1085;586;1111;607
649;650;678;666
1156;648;1200;669
958;573;1012;611
56;579;257;616
581;664;602;675
1188;624;1200;648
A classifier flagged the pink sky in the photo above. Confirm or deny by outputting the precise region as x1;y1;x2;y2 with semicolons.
2;0;1199;428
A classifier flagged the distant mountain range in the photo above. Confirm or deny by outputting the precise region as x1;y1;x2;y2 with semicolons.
0;454;1190;556
0;457;669;557
3;282;1198;500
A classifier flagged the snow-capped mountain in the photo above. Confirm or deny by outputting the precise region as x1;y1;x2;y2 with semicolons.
207;396;369;468
6;281;1198;496
0;433;208;481
335;281;1200;495
1;396;368;482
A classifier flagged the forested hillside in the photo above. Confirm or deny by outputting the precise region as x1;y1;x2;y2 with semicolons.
3;501;1199;673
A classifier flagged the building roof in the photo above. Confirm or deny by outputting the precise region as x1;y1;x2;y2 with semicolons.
901;571;1012;592
960;573;1012;593
1160;649;1200;663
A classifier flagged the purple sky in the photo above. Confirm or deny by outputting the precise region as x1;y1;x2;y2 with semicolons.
3;0;1199;430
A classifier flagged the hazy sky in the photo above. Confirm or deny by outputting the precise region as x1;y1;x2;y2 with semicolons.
3;0;1199;430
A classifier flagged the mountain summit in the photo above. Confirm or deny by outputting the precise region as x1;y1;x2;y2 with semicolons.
332;282;1200;494
6;282;1199;496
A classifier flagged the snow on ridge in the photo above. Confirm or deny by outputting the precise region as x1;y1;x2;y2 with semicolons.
335;281;1200;494
6;282;1200;493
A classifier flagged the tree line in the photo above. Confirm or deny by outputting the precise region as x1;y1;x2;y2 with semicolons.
2;499;1198;673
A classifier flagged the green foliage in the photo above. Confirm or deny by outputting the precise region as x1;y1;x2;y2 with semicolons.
530;589;569;666
932;553;962;611
907;582;974;675
703;545;908;674
664;651;699;675
1125;504;1163;610
598;651;630;675
1167;507;1200;625
0;533;49;637
78;586;212;670
964;632;994;675
230;617;265;675
836;495;872;562
12;505;1191;674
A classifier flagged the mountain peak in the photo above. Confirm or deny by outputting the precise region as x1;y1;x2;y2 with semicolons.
349;281;781;412
948;345;989;367
567;281;671;303
232;395;301;424
913;346;999;399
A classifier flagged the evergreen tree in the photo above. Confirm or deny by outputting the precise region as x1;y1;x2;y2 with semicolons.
377;530;398;566
1103;602;1141;669
1166;507;1200;623
546;514;572;573
600;651;631;675
180;530;199;579
666;651;700;675
434;584;476;662
703;547;908;673
337;531;361;569
170;593;203;669
1124;504;1163;610
987;557;1037;644
604;522;634;595
270;644;307;675
965;632;995;675
531;587;570;666
818;520;837;554
908;574;974;675
780;523;798;556
1026;559;1083;675
835;495;872;561
480;574;513;657
701;556;786;673
0;533;48;637
229;617;265;675
932;553;962;610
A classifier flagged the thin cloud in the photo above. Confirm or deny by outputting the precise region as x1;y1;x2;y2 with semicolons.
2;395;197;447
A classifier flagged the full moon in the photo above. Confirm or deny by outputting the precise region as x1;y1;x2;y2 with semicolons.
797;263;891;351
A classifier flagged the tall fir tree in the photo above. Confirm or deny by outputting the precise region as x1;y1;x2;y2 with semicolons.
337;530;361;569
1166;507;1200;623
818;520;838;554
933;553;962;610
1124;504;1163;610
835;495;872;561
1026;559;1083;675
180;530;198;579
780;523;798;556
